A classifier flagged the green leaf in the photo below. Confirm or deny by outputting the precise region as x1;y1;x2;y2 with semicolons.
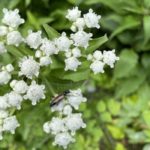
96;101;106;113
114;49;138;78
142;54;150;69
110;16;140;39
116;74;146;98
43;24;60;40
86;34;108;53
144;0;150;8
142;110;150;126
107;99;121;115
143;16;150;44
62;69;90;82
27;11;40;30
101;112;112;122
107;125;124;139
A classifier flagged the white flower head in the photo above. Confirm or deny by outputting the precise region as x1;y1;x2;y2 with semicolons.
0;26;8;36
43;122;51;134
71;17;85;32
55;32;73;52
66;7;81;21
72;47;81;58
24;81;45;105
51;101;65;112
48;117;66;135
103;49;119;68
63;105;72;116
71;31;92;48
7;91;23;110
26;30;42;49
19;56;40;79
93;50;103;61
65;57;81;71
0;95;9;110
84;9;101;29
10;80;28;94
0;110;8;119
90;60;105;74
64;113;86;135
0;71;11;85
53;132;75;149
5;64;14;72
40;38;58;55
35;50;42;58
2;116;20;134
7;31;24;46
40;56;52;66
67;89;87;109
0;42;7;54
2;8;24;28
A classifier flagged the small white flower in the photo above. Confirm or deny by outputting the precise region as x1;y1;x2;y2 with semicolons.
10;80;28;94
55;32;73;52
0;42;7;54
87;54;93;61
93;50;103;61
63;105;72;116
51;101;65;112
67;89;87;109
19;56;40;79
7;91;23;110
40;38;58;55
7;31;24;46
2;8;24;28
5;64;14;72
103;49;119;68
40;56;52;66
35;50;42;58
84;9;101;29
65;57;81;71
66;7;81;21
0;26;8;36
64;113;86;135
48;117;66;135
43;122;51;133
53;132;75;149
71;18;85;32
26;30;42;49
2;116;20;134
0;95;9;110
24;81;45;105
0;71;11;85
0;110;8;119
90;60;105;74
72;47;81;58
71;31;92;48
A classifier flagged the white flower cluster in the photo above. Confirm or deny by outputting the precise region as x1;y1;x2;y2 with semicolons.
43;89;87;149
0;7;119;147
0;9;24;55
0;64;14;85
87;50;119;74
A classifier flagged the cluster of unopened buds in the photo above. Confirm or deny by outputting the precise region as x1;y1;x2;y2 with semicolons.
0;6;119;149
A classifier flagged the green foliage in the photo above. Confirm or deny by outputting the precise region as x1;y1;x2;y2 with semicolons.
0;0;150;150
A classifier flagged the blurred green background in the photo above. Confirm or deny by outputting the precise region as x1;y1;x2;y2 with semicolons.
1;0;150;150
